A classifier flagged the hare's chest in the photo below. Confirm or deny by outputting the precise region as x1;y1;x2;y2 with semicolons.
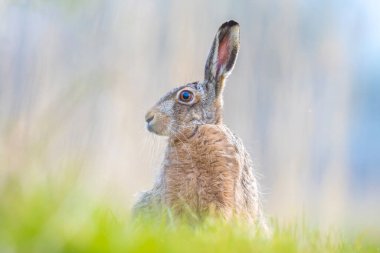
163;134;240;216
163;146;203;212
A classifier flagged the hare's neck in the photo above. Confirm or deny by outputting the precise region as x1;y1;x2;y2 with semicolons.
164;138;196;169
164;132;218;177
163;124;231;170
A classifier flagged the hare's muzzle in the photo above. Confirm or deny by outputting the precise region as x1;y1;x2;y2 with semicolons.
145;111;158;134
144;109;171;136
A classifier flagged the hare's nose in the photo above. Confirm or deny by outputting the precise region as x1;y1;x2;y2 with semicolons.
145;112;155;123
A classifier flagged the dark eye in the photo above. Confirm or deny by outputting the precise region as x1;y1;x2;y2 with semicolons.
179;90;194;103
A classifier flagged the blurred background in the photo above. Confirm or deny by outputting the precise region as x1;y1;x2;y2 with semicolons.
1;0;379;232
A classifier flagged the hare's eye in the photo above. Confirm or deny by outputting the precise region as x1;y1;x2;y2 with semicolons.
178;90;194;103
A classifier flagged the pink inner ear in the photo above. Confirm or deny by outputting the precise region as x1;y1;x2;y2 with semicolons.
217;35;230;72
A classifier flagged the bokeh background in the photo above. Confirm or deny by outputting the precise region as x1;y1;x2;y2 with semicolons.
1;0;379;232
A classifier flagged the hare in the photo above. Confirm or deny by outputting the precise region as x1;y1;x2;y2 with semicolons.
134;20;267;230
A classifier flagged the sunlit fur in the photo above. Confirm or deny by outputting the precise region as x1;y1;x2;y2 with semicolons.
134;20;268;232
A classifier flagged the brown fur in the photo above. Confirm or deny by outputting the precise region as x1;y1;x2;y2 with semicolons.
133;20;267;231
165;124;239;219
134;124;266;228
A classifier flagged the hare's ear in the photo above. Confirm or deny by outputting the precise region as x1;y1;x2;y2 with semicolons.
204;20;240;95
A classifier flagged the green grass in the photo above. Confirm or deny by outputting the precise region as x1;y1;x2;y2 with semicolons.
0;178;379;253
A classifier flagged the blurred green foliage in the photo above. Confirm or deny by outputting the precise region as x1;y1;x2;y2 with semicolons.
0;178;378;253
1;1;379;252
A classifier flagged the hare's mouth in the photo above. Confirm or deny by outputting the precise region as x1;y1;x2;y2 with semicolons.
146;122;164;135
147;122;155;133
146;121;163;136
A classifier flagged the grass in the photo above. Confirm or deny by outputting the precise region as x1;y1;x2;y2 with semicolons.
0;176;379;253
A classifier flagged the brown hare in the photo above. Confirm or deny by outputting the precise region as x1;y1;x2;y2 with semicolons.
134;20;267;230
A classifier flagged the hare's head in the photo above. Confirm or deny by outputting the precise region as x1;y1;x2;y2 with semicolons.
145;20;240;138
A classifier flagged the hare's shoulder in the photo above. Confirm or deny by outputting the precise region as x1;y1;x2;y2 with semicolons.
195;124;255;170
194;124;243;150
194;124;237;144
